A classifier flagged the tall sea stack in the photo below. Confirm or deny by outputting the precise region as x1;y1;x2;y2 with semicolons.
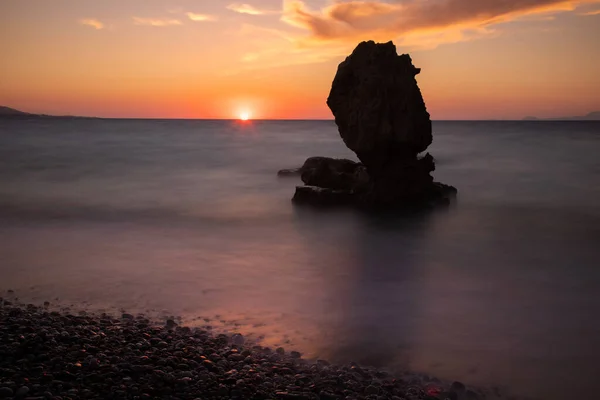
281;40;456;208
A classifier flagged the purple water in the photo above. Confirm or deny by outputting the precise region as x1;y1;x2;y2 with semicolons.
1;119;599;399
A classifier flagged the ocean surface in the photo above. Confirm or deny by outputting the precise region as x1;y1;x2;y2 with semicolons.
1;119;599;400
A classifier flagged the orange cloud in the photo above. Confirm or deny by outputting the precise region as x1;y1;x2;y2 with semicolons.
281;0;600;46
187;12;218;22
580;8;600;14
133;17;182;26
227;3;274;15
79;18;104;30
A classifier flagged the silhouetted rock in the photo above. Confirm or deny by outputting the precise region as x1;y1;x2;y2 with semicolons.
283;157;370;204
300;157;368;192
278;156;358;177
281;41;456;209
327;41;432;171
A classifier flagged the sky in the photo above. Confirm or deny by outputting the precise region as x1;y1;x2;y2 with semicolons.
1;0;600;120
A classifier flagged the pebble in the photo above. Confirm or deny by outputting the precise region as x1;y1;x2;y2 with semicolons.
365;385;379;395
228;353;244;362
165;319;177;329
231;333;245;346
0;304;486;400
16;386;30;397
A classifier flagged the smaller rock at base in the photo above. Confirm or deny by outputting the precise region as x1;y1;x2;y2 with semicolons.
277;168;302;177
0;387;14;398
290;351;302;359
122;313;134;320
276;347;285;355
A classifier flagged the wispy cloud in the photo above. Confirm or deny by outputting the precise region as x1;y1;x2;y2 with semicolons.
186;12;218;22
580;8;600;14
132;17;182;27
225;0;600;75
226;3;277;15
281;0;600;48
221;23;348;76
79;18;104;30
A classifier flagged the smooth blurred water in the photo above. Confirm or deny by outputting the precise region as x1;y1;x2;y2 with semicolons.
1;119;599;399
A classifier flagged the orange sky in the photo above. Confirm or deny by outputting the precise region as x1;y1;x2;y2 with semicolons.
1;0;599;119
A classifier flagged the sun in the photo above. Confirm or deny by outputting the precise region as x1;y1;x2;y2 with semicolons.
239;111;251;121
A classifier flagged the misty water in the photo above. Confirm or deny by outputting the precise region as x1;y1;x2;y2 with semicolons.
1;119;599;400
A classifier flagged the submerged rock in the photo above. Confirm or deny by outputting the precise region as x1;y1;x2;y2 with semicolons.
292;186;355;207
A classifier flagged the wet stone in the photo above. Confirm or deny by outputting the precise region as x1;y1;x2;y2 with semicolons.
365;386;379;395
0;303;482;400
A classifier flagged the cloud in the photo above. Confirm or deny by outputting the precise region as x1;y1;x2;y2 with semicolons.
222;44;349;75
220;23;350;76
187;12;218;22
226;3;277;15
133;17;182;26
281;0;600;47
79;18;104;30
580;8;600;14
224;0;599;74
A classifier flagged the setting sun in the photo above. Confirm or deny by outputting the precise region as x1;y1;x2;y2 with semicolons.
239;112;251;121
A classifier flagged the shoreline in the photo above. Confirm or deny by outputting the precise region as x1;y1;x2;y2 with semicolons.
0;297;491;400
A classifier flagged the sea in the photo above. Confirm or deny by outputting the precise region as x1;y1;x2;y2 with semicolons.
1;118;599;400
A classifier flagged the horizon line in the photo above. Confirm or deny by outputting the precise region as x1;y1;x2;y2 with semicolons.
2;116;598;122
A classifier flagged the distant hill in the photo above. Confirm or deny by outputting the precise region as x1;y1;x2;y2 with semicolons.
0;106;32;116
523;111;600;121
0;105;94;119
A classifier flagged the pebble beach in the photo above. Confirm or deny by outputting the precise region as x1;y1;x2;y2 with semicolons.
0;294;488;400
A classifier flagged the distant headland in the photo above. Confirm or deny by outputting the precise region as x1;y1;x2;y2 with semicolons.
523;111;600;121
0;106;94;119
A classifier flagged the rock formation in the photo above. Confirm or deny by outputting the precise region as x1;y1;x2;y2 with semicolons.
327;41;432;171
279;40;456;209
